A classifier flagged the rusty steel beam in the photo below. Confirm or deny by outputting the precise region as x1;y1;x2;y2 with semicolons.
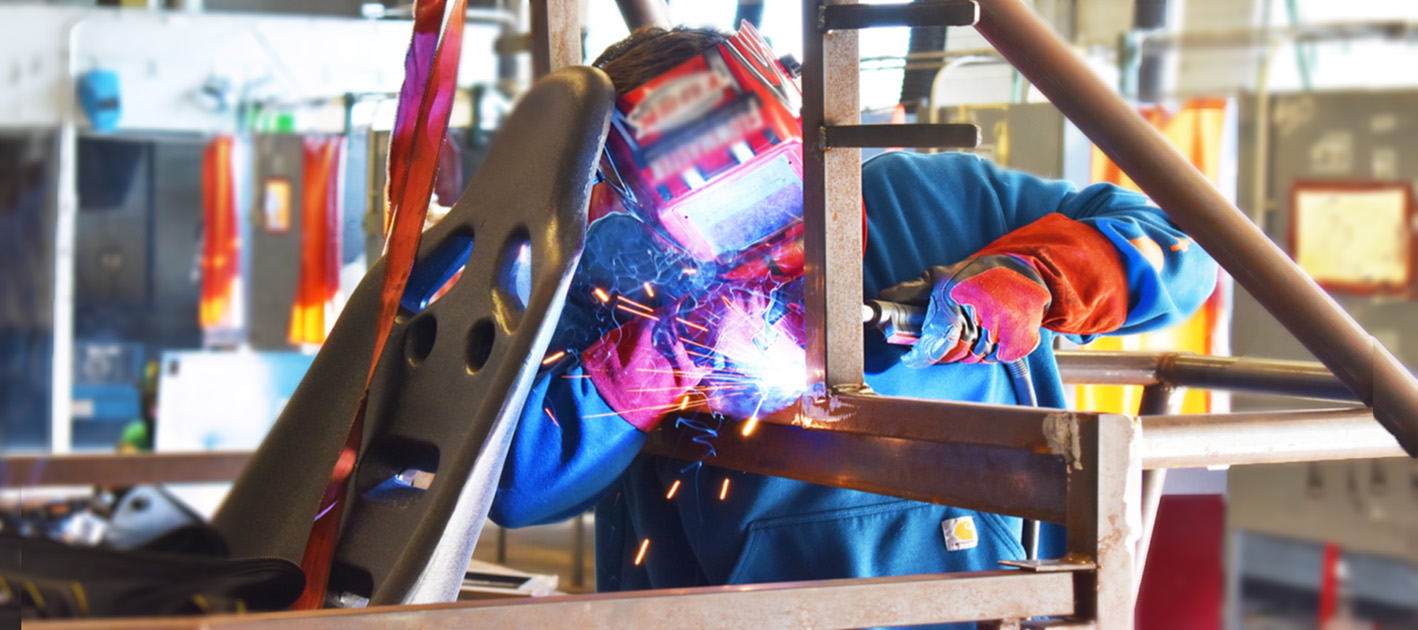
0;452;251;488
645;414;1069;523
529;0;580;79
1063;414;1141;628
972;0;1418;456
33;571;1076;630
802;0;864;391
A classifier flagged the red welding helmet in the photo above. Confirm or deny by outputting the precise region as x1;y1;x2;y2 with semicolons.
599;21;804;268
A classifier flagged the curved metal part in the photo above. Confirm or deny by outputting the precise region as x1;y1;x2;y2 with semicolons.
212;66;615;606
613;0;671;30
972;0;1418;456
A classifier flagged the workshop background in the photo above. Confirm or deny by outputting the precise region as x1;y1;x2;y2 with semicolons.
1;0;1416;627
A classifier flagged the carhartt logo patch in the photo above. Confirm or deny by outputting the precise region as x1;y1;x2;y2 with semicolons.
942;516;979;551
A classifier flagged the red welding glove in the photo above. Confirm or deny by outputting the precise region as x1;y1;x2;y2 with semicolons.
878;214;1130;367
583;317;708;432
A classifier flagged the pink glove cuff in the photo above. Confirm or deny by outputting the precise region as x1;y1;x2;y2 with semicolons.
583;321;704;432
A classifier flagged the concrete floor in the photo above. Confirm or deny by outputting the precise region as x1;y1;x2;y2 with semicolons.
472;514;597;594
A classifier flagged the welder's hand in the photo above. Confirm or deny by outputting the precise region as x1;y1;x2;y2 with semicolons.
878;255;1051;367
583;318;707;432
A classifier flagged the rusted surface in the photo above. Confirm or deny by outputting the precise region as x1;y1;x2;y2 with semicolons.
794;392;1059;452
529;0;581;78
0;452;251;488
973;0;1418;456
802;0;864;394
1065;414;1140;628
30;571;1075;630
1142;407;1405;468
645;414;1069;523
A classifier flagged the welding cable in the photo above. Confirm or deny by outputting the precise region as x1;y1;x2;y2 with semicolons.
866;300;1041;558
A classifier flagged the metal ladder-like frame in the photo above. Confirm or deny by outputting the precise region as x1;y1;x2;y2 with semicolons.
22;1;1415;628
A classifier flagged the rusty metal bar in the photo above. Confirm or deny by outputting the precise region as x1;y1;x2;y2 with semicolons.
529;0;580;79
0;452;251;488
823;123;981;148
612;0;671;31
644;415;1068;523
802;0;864;392
820;1;980;30
1055;352;1356;402
34;571;1076;630
1142;407;1405;468
973;0;1418;456
1064;414;1141;628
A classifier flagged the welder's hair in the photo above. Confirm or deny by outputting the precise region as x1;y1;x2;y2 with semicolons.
592;26;731;96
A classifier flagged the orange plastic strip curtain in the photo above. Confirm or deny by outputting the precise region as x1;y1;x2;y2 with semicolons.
291;0;466;610
199;134;241;331
1076;99;1231;416
288;136;344;346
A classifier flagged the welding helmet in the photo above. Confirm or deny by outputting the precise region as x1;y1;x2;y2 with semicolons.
599;21;804;272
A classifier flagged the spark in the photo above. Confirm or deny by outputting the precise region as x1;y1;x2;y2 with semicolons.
545;407;559;427
583;401;681;419
593;287;610;303
683;267;697;275
719;478;730;500
314;500;339;522
616;295;655;313
742;416;759;436
562;374;592;379
675;317;709;333
615;303;661;321
679;396;690;410
541;350;566;365
666;480;681;499
643;282;656;298
634;539;650;565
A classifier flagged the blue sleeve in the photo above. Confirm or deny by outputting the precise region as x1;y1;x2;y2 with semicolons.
861;151;1218;337
489;357;647;528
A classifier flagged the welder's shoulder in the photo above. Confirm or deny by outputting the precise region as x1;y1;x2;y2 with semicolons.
862;150;990;185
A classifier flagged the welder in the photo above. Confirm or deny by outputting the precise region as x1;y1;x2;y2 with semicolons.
489;23;1218;608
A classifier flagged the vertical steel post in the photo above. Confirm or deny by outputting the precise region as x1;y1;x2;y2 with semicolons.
972;0;1418;456
1135;384;1180;594
1068;413;1142;628
531;0;582;79
802;0;864;394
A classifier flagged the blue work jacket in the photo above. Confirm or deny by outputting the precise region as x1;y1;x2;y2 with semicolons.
490;152;1218;607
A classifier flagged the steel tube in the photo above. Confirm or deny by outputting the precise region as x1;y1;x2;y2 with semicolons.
801;0;864;390
1135;385;1179;595
1141;407;1406;469
973;0;1418;456
612;0;671;31
34;571;1073;630
1055;351;1357;402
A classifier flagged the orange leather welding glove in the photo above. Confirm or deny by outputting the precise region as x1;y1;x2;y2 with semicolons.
878;213;1130;367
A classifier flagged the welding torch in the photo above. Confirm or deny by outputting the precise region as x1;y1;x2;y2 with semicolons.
863;299;1042;559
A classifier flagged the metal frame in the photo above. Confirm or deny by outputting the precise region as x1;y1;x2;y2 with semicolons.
18;0;1418;627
